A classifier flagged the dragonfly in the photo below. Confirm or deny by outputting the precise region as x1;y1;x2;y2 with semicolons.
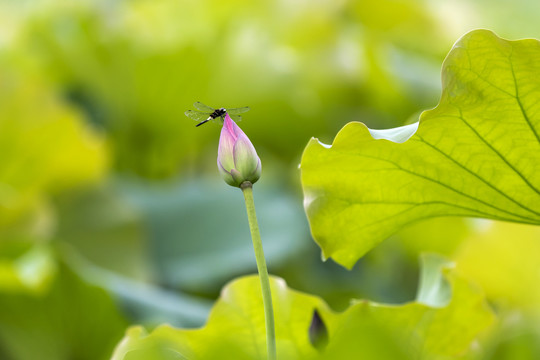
185;102;250;127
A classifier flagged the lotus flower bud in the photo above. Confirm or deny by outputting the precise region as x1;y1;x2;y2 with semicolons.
217;114;261;187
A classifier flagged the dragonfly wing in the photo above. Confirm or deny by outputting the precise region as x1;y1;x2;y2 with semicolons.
230;114;242;122
185;110;210;122
193;102;215;112
226;106;250;115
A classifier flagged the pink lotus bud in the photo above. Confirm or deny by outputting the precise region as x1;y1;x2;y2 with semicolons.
217;114;261;187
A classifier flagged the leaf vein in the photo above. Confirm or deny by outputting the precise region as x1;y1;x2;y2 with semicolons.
338;151;536;222
456;108;540;196
508;54;540;145
416;135;540;217
333;199;534;233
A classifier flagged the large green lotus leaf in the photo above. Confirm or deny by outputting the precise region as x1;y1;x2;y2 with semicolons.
301;30;540;268
325;254;494;360
111;254;493;360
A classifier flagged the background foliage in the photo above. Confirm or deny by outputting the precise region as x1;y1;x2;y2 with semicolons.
0;0;539;359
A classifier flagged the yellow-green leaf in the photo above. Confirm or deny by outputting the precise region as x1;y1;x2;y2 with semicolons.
300;30;540;268
111;254;493;360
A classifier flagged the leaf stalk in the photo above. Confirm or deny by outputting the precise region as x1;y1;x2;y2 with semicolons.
241;181;276;360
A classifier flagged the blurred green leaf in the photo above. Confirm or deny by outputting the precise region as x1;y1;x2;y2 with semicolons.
111;254;493;359
15;0;453;178
455;220;540;313
0;241;56;294
478;313;540;360
118;178;310;292
301;30;540;268
396;217;471;259
0;75;107;235
62;247;212;329
53;184;150;279
53;183;215;328
0;246;127;360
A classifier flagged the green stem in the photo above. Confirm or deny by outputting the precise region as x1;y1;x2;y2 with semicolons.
241;182;276;360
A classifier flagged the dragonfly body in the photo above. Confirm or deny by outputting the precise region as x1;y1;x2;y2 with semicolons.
197;107;227;127
185;102;250;127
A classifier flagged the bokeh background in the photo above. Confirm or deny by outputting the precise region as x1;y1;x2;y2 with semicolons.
1;0;540;359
